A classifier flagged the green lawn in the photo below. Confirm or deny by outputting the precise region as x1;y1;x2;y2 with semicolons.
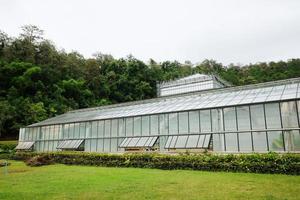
0;140;17;145
0;160;299;200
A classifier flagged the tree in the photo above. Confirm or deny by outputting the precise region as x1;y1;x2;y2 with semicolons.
0;101;14;137
20;25;44;44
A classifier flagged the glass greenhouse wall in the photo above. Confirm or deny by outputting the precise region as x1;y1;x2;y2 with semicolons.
18;100;300;153
18;75;300;153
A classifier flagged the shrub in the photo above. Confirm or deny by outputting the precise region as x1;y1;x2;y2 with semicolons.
14;152;300;175
25;155;54;167
0;143;17;154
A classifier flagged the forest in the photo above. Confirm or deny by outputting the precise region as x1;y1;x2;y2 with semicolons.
1;25;300;138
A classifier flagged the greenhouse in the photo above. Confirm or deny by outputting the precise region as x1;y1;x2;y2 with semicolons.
16;74;300;153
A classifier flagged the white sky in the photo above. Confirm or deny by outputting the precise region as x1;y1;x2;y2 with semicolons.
1;0;300;65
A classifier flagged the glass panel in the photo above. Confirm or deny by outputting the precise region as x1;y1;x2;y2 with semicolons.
97;139;104;152
127;137;140;147
58;126;63;139
250;104;266;130
63;124;69;139
175;136;188;148
252;132;268;151
150;115;159;135
91;121;98;138
225;133;238;151
98;121;104;137
125;118;133;136
165;136;173;148
178;112;188;134
103;139;110;152
141;116;150;136
203;134;211;148
73;123;80;138
79;123;86;138
238;132;252;152
111;119;118;137
284;130;300;151
200;110;211;133
213;134;225;151
85;139;91;152
280;101;298;128
104;120;111;137
237;106;251;130
147;137;158;147
110;139;118;152
265;103;281;129
169;136;178;148
134;117;141;136
159;114;168;135
135;137;149;147
90;139;97;152
118;119;125;137
159;136;167;151
41;126;47;140
169;113;178;134
197;135;205;148
189;111;200;133
268;131;284;151
211;109;223;132
223;107;237;131
298;101;300;124
186;135;199;148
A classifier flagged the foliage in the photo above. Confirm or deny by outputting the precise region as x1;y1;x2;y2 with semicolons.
0;25;300;138
14;152;300;175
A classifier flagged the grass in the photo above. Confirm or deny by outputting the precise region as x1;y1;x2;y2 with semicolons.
0;160;299;200
0;140;17;145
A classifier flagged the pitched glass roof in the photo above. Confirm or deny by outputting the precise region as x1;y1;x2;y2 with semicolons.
28;78;300;127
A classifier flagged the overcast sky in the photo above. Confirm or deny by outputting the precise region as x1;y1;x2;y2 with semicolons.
1;0;300;65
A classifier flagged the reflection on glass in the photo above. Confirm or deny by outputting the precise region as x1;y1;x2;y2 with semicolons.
268;131;284;151
284;130;300;151
281;101;298;128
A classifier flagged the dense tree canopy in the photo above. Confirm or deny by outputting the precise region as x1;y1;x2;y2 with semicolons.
0;25;299;138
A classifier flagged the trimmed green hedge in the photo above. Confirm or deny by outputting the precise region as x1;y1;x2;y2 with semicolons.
13;152;300;175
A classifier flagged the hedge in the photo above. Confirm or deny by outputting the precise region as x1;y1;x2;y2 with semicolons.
13;152;300;175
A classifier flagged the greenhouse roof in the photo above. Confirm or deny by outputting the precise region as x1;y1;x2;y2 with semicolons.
159;73;231;89
28;77;300;127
